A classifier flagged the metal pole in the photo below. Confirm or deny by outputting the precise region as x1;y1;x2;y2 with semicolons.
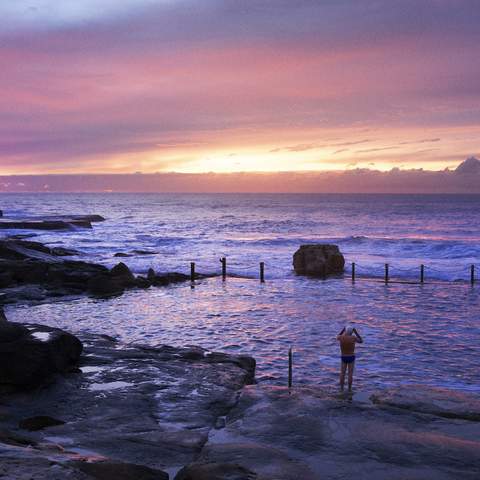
471;264;475;285
190;262;195;282
385;263;389;284
221;257;226;281
420;264;424;284
288;347;293;389
352;262;356;282
260;262;265;283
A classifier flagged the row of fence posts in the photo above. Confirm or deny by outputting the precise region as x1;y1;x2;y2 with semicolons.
191;259;476;285
189;258;265;283
351;262;476;285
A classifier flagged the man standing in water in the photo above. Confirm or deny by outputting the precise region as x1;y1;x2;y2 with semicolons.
337;326;363;392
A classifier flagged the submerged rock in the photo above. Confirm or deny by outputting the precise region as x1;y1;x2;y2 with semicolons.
293;244;345;277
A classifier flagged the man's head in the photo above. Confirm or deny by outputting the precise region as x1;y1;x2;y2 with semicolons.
345;326;354;336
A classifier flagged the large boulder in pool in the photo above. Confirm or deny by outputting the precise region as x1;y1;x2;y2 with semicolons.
0;320;83;389
293;244;345;277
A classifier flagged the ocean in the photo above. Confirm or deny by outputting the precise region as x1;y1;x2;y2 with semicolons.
2;193;480;392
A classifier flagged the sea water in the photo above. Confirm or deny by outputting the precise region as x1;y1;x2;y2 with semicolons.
2;193;480;391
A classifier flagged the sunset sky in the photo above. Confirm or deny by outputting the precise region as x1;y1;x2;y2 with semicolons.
1;0;479;176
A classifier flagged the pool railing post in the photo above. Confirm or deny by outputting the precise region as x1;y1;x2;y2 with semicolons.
221;257;226;281
260;261;265;283
420;264;424;284
385;263;389;284
471;264;475;285
190;262;195;282
351;262;356;282
288;347;293;389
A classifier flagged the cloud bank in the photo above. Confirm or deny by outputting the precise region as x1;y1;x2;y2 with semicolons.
1;159;479;194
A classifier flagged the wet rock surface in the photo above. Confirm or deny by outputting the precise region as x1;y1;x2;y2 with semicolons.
0;331;256;479
182;385;480;480
293;244;345;277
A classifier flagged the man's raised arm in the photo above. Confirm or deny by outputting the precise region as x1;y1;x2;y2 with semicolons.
353;328;363;343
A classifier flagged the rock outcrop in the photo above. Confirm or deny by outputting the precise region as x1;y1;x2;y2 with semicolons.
0;239;206;304
293;244;345;277
179;385;480;479
0;330;256;478
0;322;83;389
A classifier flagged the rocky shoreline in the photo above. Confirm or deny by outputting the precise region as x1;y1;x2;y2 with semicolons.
0;313;256;479
0;237;209;305
1;315;478;479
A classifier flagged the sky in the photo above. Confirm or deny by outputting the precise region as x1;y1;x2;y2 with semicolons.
0;0;479;179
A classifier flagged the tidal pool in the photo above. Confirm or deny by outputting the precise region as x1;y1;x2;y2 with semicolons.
7;276;480;392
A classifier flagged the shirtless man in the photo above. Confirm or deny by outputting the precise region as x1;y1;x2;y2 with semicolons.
336;326;363;392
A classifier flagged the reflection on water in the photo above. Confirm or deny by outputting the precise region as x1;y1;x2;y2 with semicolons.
7;277;480;392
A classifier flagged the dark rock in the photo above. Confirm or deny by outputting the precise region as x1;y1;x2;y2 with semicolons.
111;262;135;281
0;220;92;230
110;263;137;289
150;272;190;287
0;307;7;322
293;244;345;277
0;285;47;303
147;268;156;281
0;239;57;261
0;271;14;288
0;323;83;388
175;462;256;480
110;263;132;276
0;321;29;342
11;261;50;283
19;416;65;431
51;247;79;256
69;460;168;480
151;276;170;286
133;250;158;255
135;276;151;289
0;429;37;447
164;272;190;283
114;252;132;257
88;274;124;297
0;238;194;305
72;214;105;223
